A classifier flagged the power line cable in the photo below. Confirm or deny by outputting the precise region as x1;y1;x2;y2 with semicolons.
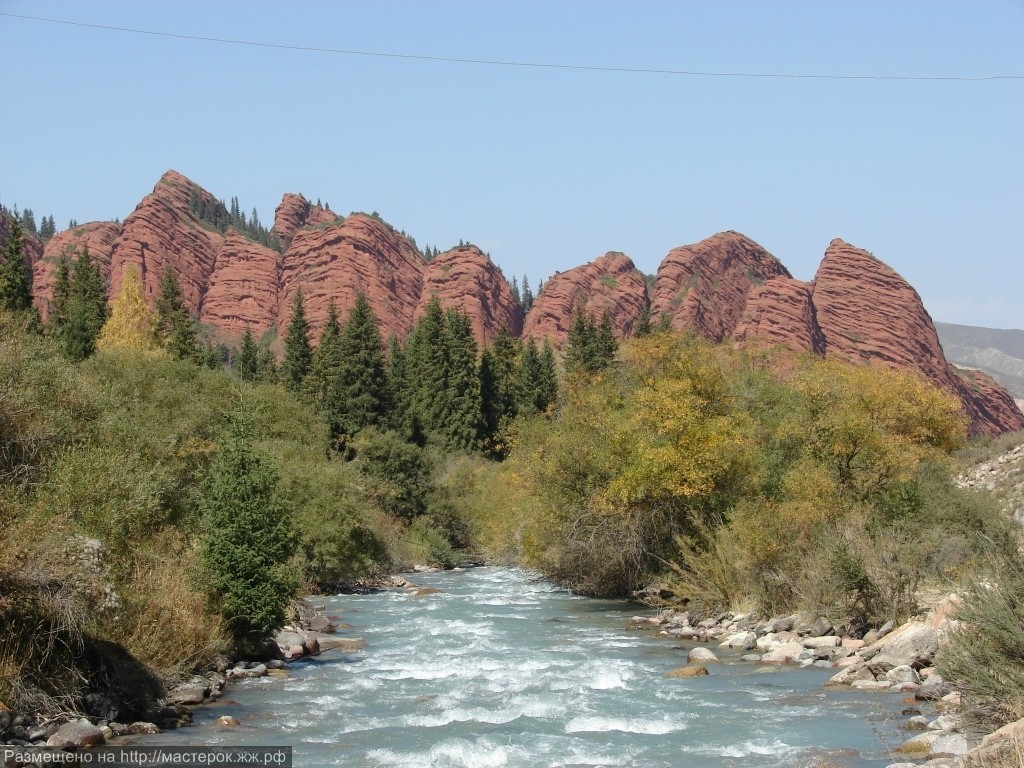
1;10;1021;82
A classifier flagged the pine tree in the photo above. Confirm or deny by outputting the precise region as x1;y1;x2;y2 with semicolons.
511;276;522;308
62;246;108;361
199;413;298;653
306;300;343;411
237;327;260;381
331;292;388;440
282;289;312;391
39;215;56;241
0;218;33;312
156;264;198;361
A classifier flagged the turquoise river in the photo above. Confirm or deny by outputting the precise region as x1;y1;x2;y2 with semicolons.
137;567;916;767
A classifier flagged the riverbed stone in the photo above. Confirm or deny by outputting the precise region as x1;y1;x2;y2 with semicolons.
687;647;720;664
865;622;939;672
760;641;806;665
894;731;970;757
317;636;366;652
720;631;757;650
885;665;921;685
128;722;161;735
47;719;105;748
666;665;709;678
215;716;240;727
803;636;840;650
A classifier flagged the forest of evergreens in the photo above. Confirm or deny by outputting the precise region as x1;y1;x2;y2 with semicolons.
1;212;1023;730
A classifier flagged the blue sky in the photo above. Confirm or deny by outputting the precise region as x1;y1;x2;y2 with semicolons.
1;1;1021;328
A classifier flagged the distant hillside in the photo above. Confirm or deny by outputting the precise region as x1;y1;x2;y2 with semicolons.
937;322;1024;400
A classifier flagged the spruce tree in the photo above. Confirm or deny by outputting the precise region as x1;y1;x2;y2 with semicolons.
595;311;617;364
19;208;36;235
282;289;312;391
0;217;34;313
156;264;198;361
538;340;559;411
306;300;343;412
441;308;482;451
49;252;72;333
385;333;411;435
63;247;108;361
521;276;534;312
237;327;260;381
331;292;388;440
563;304;596;375
510;276;522;309
404;296;449;440
634;306;653;338
199;414;298;653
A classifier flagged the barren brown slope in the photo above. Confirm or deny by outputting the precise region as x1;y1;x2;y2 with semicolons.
523;252;649;348
651;231;791;342
416;246;523;346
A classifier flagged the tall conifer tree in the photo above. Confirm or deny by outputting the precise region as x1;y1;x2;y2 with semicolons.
156;264;198;361
0;218;33;313
282;289;312;391
307;300;343;411
63;246;108;361
332;292;388;439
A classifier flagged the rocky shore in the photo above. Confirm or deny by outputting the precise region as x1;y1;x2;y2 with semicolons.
632;601;1024;766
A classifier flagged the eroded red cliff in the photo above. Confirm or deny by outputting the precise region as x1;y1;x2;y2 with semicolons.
733;276;826;355
416;246;523;346
651;231;791;342
522;252;649;347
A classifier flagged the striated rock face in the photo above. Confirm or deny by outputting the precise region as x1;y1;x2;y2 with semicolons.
416;246;523;346
811;238;1023;438
952;369;1024;439
523;252;649;347
277;214;425;343
271;193;338;248
812;240;952;385
733;276;826;354
109;170;224;313
199;232;282;341
651;231;790;342
34;221;121;319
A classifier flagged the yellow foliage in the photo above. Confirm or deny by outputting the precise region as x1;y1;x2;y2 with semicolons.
96;266;163;354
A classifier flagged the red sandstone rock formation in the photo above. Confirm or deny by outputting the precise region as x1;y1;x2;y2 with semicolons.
108;170;224;312
651;231;791;342
33;221;121;319
811;238;1023;437
733;276;826;354
277;214;425;343
523;252;649;347
199;232;282;341
271;193;338;248
416;246;523;346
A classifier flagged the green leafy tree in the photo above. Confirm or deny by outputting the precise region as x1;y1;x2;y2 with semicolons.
62;247;108;361
199;415;298;652
282;290;312;391
0;218;33;313
156;264;199;361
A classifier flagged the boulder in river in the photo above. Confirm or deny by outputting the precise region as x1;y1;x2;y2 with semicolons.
686;647;720;664
666;665;709;678
46;719;105;748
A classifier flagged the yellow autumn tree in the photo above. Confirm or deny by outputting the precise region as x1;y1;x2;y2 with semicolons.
96;266;162;353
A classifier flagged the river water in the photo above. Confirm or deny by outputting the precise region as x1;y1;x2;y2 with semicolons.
140;567;913;767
